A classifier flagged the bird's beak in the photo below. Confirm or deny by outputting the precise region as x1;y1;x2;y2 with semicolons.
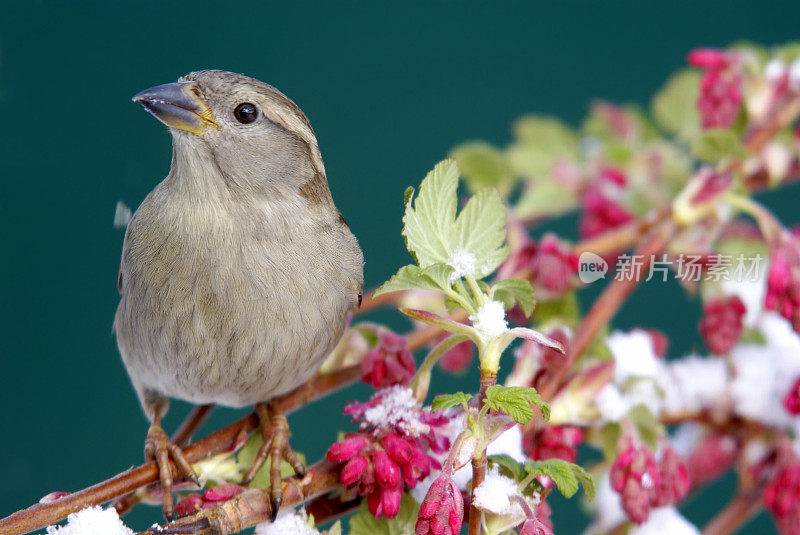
132;81;217;135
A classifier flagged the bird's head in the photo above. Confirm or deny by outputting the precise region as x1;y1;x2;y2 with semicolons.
133;70;329;203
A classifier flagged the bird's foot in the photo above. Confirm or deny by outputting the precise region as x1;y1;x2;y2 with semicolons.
241;403;305;521
145;423;201;520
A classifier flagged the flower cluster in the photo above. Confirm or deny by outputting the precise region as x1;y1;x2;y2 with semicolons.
765;464;800;535
766;236;800;333
698;295;746;354
688;48;742;129
327;386;449;518
499;232;579;297
360;329;416;389
610;439;689;524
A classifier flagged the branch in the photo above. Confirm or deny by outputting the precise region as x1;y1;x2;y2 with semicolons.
136;460;344;535
702;489;764;535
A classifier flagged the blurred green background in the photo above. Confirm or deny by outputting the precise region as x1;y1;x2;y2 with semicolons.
2;1;800;533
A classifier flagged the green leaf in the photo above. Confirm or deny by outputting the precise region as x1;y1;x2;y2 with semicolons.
349;494;419;535
484;385;550;423
599;421;623;461
431;392;472;412
523;459;594;500
328;521;343;535
399;308;477;340
691;128;747;163
402;159;509;280
374;265;445;296
532;291;581;324
451;141;515;195
488;454;527;481
507;116;580;177
492;278;536;317
514;179;578;221
628;404;664;450
651;69;701;142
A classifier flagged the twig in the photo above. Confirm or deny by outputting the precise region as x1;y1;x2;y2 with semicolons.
702;490;764;535
136;460;343;535
468;372;498;535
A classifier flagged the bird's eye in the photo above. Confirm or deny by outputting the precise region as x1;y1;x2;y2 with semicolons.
233;102;258;124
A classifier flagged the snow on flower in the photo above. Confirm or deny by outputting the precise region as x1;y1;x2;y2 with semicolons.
766;59;788;82
473;465;524;517
46;506;134;535
469;300;508;339
361;385;430;436
789;59;800;92
448;247;477;282
628;507;699;535
607;330;659;383
657;356;728;414
254;509;318;535
730;313;800;431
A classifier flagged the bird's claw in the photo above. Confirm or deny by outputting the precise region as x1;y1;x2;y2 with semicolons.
241;403;305;520
145;423;201;520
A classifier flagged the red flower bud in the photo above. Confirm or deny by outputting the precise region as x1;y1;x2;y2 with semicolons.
374;450;401;488
381;486;403;519
415;473;463;535
652;447;690;507
174;493;204;517
610;440;661;524
340;455;369;486
688;48;730;70
361;330;416;388
327;435;368;463
382;432;413;464
202;483;243;502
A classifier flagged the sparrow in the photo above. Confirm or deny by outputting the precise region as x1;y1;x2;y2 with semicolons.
114;70;363;519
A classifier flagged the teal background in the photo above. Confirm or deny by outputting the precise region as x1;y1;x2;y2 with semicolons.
1;2;799;533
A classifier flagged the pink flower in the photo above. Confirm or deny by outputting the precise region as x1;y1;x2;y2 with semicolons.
327;391;448;519
686;433;739;486
415;472;463;535
530;234;579;295
579;189;634;240
202;483;243;502
688;48;742;129
652;447;691;507
610;440;661;524
765;464;800;535
690;169;733;205
497;232;578;298
766;239;800;333
783;377;800;416
525;426;583;463
361;330;416;388
698;296;746;354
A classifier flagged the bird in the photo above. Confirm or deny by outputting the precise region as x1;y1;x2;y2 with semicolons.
114;70;364;520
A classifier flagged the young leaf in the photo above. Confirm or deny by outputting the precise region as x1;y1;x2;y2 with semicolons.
523;459;594;500
484;385;550;424
373;263;456;297
399;308;477;340
691;128;747;163
651;69;701;142
432;392;473;412
450;141;515;195
627;404;664;450
487;454;527;481
374;265;444;296
402;159;509;280
492;278;536;317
